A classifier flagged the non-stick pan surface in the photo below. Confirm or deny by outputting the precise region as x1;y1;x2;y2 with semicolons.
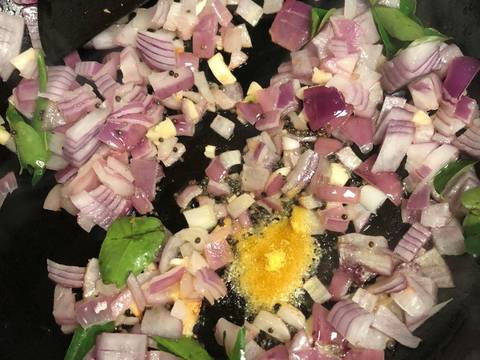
1;0;480;359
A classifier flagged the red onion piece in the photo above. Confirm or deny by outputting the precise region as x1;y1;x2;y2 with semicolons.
0;13;24;81
453;124;480;158
205;156;228;182
212;0;233;26
443;56;480;100
431;218;465;256
176;52;199;72
193;267;227;305
47;259;85;288
141;306;183;339
130;158;161;201
394;223;431;262
326;300;375;347
341;117;374;153
372;305;421;348
408;73;442;111
75;294;115;328
137;30;176;71
205;239;233;270
43;66;78;101
96;333;147;359
328;269;353;300
314;137;343;158
381;41;442;93
314;184;360;204
414;248;454;288
282;149;319;197
148;266;185;294
64;51;81;69
0;172;17;209
58;85;100;124
269;0;311;52
149;67;194;99
304;86;351;131
21;6;41;49
311;303;344;346
127;273;146;313
53;285;77;326
259;345;289;360
391;274;436;318
193;12;218;59
354;156;403;206
236;102;263;125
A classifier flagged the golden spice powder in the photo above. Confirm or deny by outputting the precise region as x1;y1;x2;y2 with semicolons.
230;217;320;311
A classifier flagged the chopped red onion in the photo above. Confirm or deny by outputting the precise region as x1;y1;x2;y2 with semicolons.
391;274;436;317
431;218;465;256
354;156;403;206
405;299;452;332
53;285;77;326
314;184;360;204
236;102;263;125
372;305;421;348
193;267;227;305
328;269;352;300
0;13;24;81
414;248;454;288
394;222;431;262
96;333;147;359
453;124;480;158
127;273;146;313
443;56;480;100
47;259;85;288
193;12;217;59
304;86;351;131
277;303;306;330
204;239;233;270
0;171;17;209
282;149;319;197
75;294;115;328
420;202;451;228
408;73;442;111
314;137;344;158
341;117;374;154
210;114;235;139
21;6;41;49
149;67;194;99
148;266;185;294
253;310;291;343
137;31;176;71
141;306;182;339
43;66;78;102
326;300;375;347
381;41;441;93
269;0;311;52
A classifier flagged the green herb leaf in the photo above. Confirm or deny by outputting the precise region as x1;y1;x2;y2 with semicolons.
400;0;416;16
433;159;477;195
153;336;214;360
99;217;165;287
228;327;246;360
64;322;115;360
310;8;335;38
6;104;49;180
461;187;480;212
371;7;399;58
463;213;480;255
373;6;425;41
32;50;50;153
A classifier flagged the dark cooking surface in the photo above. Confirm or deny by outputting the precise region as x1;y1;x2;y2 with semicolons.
1;0;480;359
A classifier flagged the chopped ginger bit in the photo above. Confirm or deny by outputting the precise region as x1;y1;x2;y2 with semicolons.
412;110;432;126
312;67;332;85
231;218;318;311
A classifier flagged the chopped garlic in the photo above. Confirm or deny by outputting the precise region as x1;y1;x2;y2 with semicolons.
195;0;208;14
329;163;350;186
336;147;362;170
295;86;309;100
312;68;332;85
208;53;237;85
146;118;177;143
244;81;262;102
182;98;201;123
0;126;11;145
412;110;432;126
204;145;216;159
303;276;331;304
10;48;38;79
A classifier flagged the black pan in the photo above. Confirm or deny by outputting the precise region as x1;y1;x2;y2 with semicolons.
1;0;480;359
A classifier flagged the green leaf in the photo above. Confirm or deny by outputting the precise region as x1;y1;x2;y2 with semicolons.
228;327;246;360
64;322;115;360
461;187;480;212
400;0;416;16
153;336;214;360
373;6;425;41
463;213;480;256
433;159;477;195
32;50;50;153
6;104;49;176
310;8;335;38
371;7;399;58
99;217;165;287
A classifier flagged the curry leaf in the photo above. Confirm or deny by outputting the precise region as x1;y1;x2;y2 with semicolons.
99;217;165;287
310;8;335;38
153;336;214;360
433;159;477;195
400;0;416;16
64;322;115;360
228;327;246;360
371;7;399;58
373;7;425;41
461;187;480;212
